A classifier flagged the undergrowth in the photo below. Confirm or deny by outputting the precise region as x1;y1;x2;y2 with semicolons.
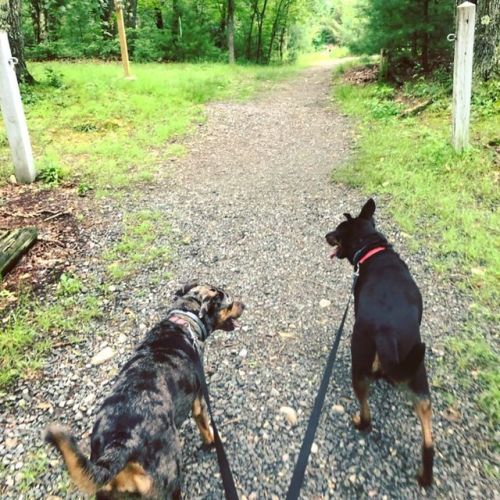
332;67;499;427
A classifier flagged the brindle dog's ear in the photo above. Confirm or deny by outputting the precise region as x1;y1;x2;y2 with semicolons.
199;292;216;319
174;281;199;298
198;289;229;319
343;212;353;220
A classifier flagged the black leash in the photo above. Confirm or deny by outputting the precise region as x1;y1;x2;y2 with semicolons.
194;355;239;500
188;273;356;500
285;276;356;500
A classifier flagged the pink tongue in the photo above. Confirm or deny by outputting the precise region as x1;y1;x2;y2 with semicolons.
233;319;241;329
330;247;338;259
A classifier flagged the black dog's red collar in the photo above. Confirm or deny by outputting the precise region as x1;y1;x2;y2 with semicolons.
358;246;386;265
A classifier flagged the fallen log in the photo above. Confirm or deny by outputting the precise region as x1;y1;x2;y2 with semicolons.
400;99;433;118
0;227;38;277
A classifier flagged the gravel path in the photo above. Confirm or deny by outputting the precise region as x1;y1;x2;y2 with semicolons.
0;61;496;499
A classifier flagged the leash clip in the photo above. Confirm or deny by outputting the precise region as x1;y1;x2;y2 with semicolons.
351;269;359;294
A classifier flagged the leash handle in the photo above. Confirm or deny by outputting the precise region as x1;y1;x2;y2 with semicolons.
195;358;240;500
285;296;351;500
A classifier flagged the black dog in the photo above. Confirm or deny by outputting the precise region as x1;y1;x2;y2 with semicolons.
326;199;433;487
45;282;245;499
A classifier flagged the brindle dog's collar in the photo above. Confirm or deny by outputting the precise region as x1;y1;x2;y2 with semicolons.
167;309;208;342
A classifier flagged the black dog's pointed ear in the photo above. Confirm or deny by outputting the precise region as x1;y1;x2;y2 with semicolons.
359;198;376;220
174;281;198;298
343;212;352;220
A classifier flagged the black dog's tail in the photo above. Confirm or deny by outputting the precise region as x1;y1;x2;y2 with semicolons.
45;425;128;494
375;337;426;382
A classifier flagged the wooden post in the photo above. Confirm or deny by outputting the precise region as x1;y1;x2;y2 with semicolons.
0;31;36;183
452;2;476;152
115;4;132;78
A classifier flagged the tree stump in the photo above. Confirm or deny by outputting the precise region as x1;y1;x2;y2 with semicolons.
0;227;37;277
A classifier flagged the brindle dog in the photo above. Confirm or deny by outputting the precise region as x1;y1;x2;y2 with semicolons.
326;199;434;487
45;282;245;499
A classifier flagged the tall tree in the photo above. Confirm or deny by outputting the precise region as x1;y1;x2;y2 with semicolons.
1;0;34;83
245;0;259;59
227;0;235;63
474;0;499;80
255;0;269;63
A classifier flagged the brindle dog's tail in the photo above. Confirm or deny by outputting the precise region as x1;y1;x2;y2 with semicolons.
45;425;127;494
375;337;426;382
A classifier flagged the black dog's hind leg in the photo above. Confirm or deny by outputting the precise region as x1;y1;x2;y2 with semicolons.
352;375;372;431
410;364;434;487
415;398;434;487
351;335;374;431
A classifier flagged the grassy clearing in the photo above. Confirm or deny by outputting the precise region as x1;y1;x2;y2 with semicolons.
331;67;499;426
0;61;305;193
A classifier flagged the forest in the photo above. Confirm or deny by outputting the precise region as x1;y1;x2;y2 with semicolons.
4;0;494;81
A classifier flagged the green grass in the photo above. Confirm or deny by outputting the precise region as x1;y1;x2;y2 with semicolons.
332;69;499;427
0;61;305;192
103;209;173;282
0;278;102;391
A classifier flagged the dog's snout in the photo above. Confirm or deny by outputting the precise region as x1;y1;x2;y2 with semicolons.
325;232;336;245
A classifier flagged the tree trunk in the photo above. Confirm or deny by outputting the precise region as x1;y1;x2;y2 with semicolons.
3;0;35;84
100;0;116;39
266;0;285;64
227;0;235;63
474;0;499;80
421;0;430;73
29;0;44;44
44;0;63;41
278;26;286;60
155;7;164;29
125;0;138;29
256;0;269;63
245;0;259;60
215;2;227;49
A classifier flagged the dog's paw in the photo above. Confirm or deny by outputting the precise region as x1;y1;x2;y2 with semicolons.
417;471;433;488
199;441;215;452
201;426;215;446
352;414;372;432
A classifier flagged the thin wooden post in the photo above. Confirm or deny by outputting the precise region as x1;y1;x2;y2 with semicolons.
0;31;36;183
452;1;476;152
115;4;132;78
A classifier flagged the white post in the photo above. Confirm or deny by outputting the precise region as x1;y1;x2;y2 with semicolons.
0;31;36;183
452;1;476;152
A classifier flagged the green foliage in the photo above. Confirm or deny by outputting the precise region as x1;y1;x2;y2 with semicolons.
471;79;500;119
332;72;499;427
36;158;66;187
20;0;329;64
56;273;83;297
349;0;454;76
43;67;64;88
77;182;94;197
